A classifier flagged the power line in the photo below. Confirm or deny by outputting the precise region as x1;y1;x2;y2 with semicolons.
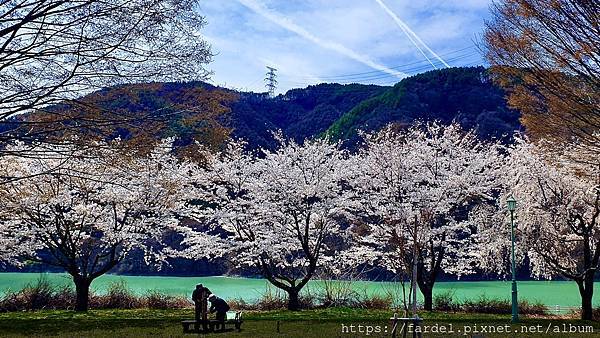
275;60;486;94
322;53;480;82
246;47;484;95
259;62;485;97
270;63;485;99
291;46;478;81
280;50;482;86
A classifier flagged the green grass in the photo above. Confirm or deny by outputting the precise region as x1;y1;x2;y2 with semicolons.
0;308;598;337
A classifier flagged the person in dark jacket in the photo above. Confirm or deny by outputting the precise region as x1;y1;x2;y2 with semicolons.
208;294;230;331
191;284;212;323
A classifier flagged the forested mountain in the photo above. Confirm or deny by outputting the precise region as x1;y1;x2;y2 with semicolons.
11;66;518;151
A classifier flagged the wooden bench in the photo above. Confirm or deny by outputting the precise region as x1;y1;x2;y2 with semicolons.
181;319;205;333
182;311;243;333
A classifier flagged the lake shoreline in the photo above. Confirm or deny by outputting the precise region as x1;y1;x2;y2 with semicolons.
0;272;596;308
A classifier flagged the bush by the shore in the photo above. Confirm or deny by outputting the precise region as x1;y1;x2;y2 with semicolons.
0;276;396;312
0;277;190;312
227;279;399;311
434;290;548;315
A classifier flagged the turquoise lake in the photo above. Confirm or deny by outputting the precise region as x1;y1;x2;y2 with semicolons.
0;273;597;309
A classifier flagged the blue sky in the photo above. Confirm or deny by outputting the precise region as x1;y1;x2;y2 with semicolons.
197;0;491;94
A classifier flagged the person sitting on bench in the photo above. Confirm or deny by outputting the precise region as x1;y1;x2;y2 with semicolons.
208;294;230;331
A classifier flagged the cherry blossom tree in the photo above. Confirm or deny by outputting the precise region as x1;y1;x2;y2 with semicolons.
475;138;600;320
0;140;186;311
178;137;356;310
350;122;504;310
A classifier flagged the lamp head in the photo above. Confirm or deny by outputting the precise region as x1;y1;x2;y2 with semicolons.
507;195;516;212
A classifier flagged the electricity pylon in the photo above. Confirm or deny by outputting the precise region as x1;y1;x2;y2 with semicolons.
265;66;277;97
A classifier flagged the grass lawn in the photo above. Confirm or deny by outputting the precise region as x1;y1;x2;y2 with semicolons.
0;308;599;337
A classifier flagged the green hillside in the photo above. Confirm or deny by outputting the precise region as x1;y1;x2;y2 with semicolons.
326;67;520;144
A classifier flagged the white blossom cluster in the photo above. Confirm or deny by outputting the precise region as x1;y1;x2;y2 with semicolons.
0;140;188;277
473;137;600;281
346;123;504;279
177;136;356;290
177;122;507;295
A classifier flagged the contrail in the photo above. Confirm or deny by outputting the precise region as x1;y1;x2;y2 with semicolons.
374;0;450;68
237;0;407;79
374;0;436;69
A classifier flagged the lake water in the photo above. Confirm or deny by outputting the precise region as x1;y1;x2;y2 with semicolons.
0;273;597;308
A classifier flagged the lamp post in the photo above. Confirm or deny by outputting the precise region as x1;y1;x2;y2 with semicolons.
507;195;518;323
412;214;418;317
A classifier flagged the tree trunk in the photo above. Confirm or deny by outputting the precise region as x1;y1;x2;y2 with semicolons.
581;292;593;321
415;240;443;312
422;286;433;311
577;276;595;320
74;276;92;312
416;268;435;311
287;288;300;311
